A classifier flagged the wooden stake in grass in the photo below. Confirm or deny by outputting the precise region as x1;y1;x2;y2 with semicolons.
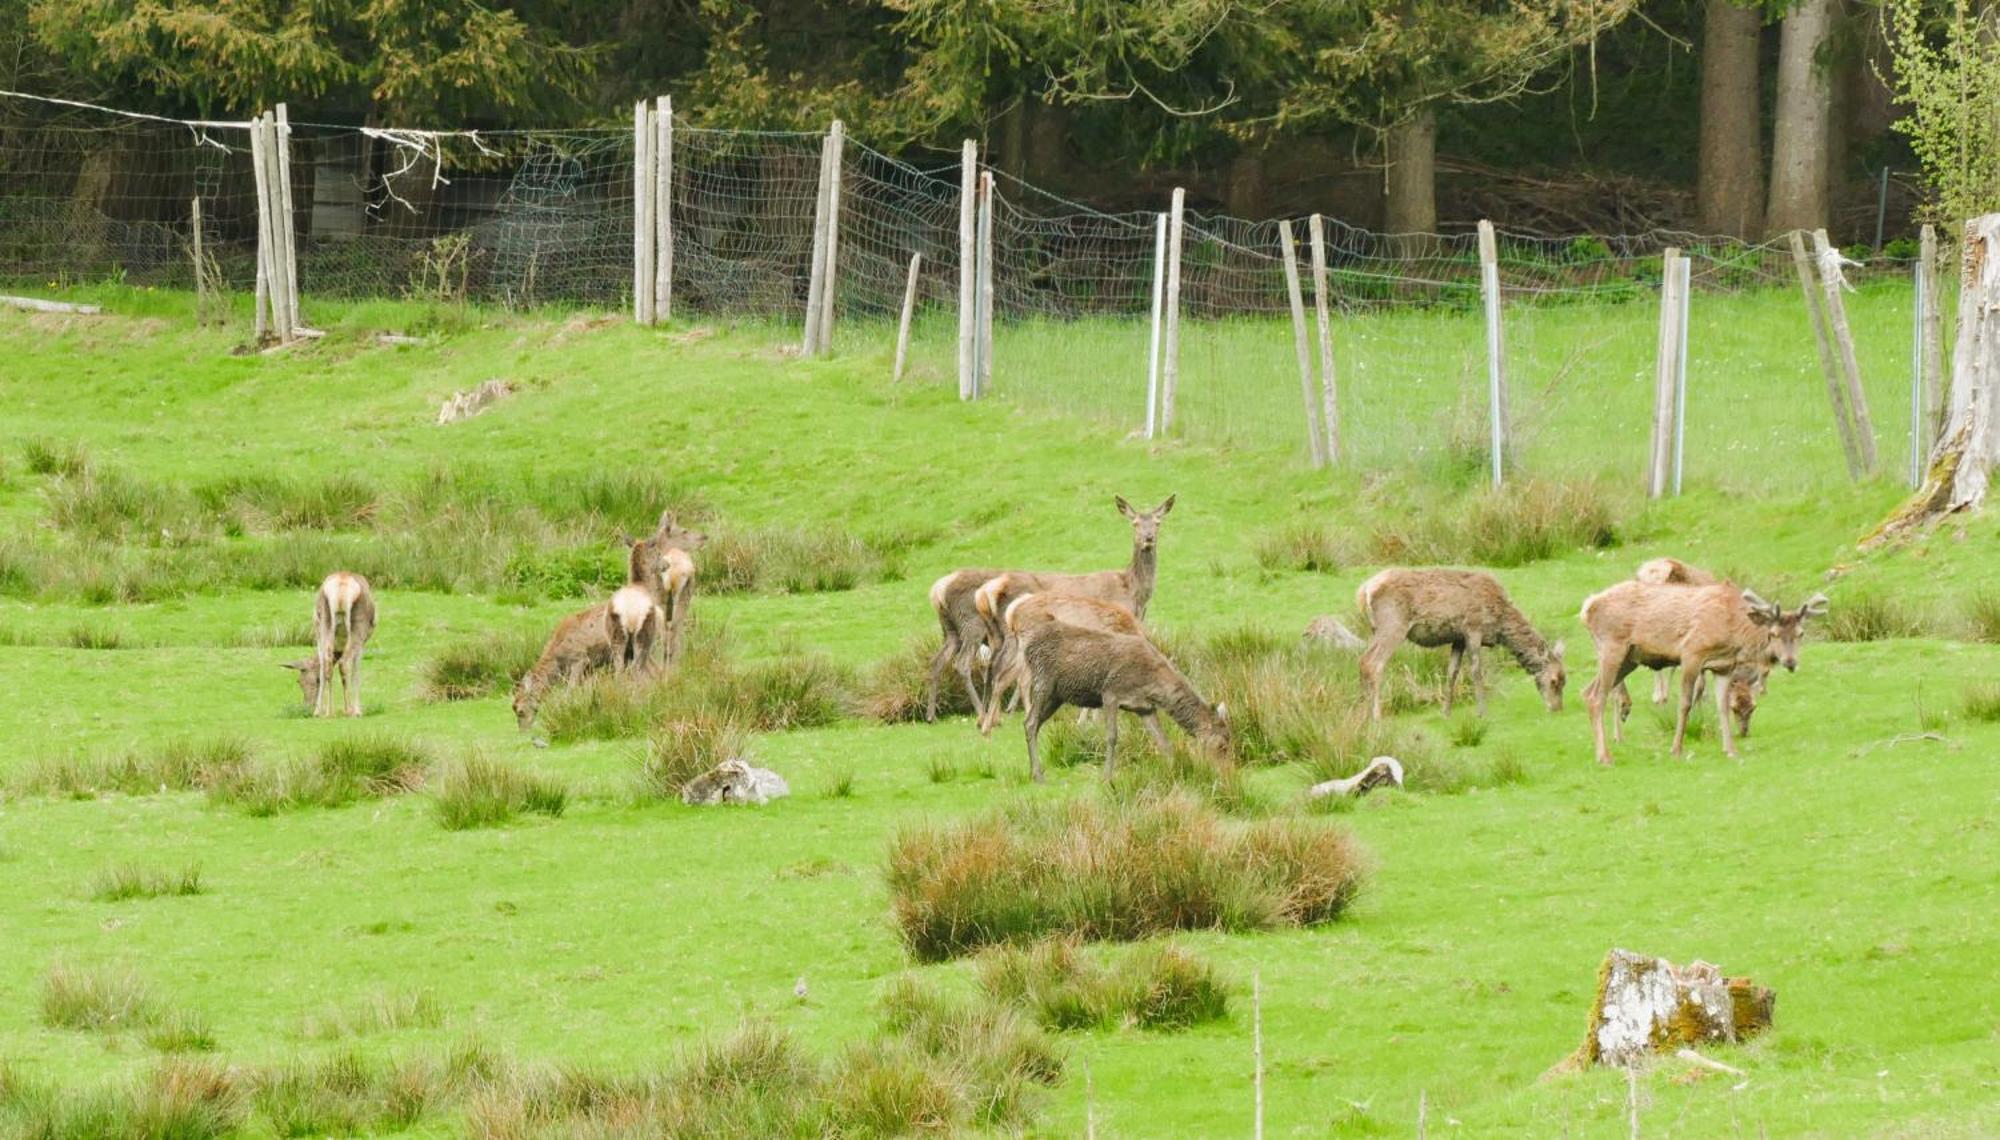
190;196;207;325
1790;229;1861;478
274;103;302;331
1279;219;1325;467
818;119;845;355
893;252;921;383
655;95;674;322
1626;1063;1640;1139
1418;1089;1428;1139
1920;224;1946;446
976;170;994;394
1812;228;1879;473
1161;187;1186;434
802;128;832;355
1308;213;1341;464
1649;247;1683;498
1145;212;1167;438
958;140;977;400
1477;220;1510;487
633;100;655;327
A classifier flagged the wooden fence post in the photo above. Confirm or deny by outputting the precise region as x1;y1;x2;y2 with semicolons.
1650;248;1683;498
274;103;301;330
1672;253;1692;495
817;119;844;355
655;95;673;322
1145;213;1167;438
1477;220;1509;487
1912;255;1926;488
633;101;654;326
976;170;994;394
249;115;271;341
958;140;976;400
189;196;208;325
801;129;832;354
1308;213;1340;464
893;253;921;383
1161;187;1186;433
1790;229;1862;478
1812;228;1880;473
1279;219;1326;466
1920;224;1945;446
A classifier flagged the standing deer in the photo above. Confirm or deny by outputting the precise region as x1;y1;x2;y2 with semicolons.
923;494;1174;722
1017;621;1229;782
1356;568;1565;720
605;584;663;674
1580;580;1827;765
283;571;376;717
1607;557;1761;738
977;590;1144;736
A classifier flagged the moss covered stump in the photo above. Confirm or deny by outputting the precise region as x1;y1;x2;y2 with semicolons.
1567;948;1774;1069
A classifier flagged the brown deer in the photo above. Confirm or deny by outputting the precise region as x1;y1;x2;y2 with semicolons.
977;590;1144;736
513;512;703;730
1580;580;1827;765
1356;568;1565;720
605;584;663;674
1017;621;1229;782
1609;557;1761;738
283;571;375;717
923;494;1173;722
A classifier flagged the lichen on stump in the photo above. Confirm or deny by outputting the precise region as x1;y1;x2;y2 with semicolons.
1562;949;1774;1070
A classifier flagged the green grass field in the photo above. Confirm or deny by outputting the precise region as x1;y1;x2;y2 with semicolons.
1;284;1996;1137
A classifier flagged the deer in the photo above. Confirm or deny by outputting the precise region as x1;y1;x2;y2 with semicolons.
976;590;1144;736
1016;620;1229;783
605;584;663;674
1580;579;1827;765
513;512;703;730
1606;557;1761;738
923;494;1174;722
1356;568;1565;721
282;571;375;717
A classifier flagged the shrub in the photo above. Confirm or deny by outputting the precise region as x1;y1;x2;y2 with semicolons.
1964;682;2000;723
976;938;1229;1032
886;793;1367;960
635;712;749;801
429;753;567;830
302;990;445;1040
89;862;204;902
420;629;544;701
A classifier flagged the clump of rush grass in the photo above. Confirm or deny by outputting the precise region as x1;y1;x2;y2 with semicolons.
1252;521;1353;573
1104;740;1253;815
538;628;854;743
886;792;1366;961
1822;590;1933;642
696;525;904;595
976;938;1229;1032
88;862;204;902
208;735;433;815
859;636;974;723
822;764;857;798
429;753;567;830
142;1008;220;1054
635;711;750;801
865;977;1064;1129
22;437;90;478
1365;476;1625;567
10;737;255;799
66;623;137;650
0;1058;244;1138
222;620;318;649
419;629;544;701
251;1051;437;1137
40;962;158;1032
1963;682;2000;723
1960;590;2000;643
45;468;206;543
301;990;445;1040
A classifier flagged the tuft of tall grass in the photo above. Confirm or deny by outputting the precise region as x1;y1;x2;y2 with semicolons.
1364;476;1625;566
0;1058;243;1139
1960;590;2000;643
636;712;751;801
871;977;1064;1128
419;629;544;701
40;962;157;1032
22;437;90;478
209;735;433;815
302;989;446;1040
10;737;255;798
886;792;1367;960
253;1052;432;1137
46;469;206;543
976;938;1230;1032
1253;522;1354;573
1963;682;2000;723
539;629;854;742
89;862;204;902
66;623;138;650
1823;590;1934;642
859;636;975;723
429;753;568;830
141;1008;220;1054
697;525;904;595
223;620;318;648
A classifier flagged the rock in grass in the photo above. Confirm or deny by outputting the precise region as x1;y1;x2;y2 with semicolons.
1562;949;1774;1070
681;759;790;806
435;379;514;425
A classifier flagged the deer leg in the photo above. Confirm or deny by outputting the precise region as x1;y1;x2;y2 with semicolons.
1589;646;1632;766
1140;712;1173;755
1466;632;1488;717
343;641;364;716
1023;680;1058;784
1672;661;1701;759
1359;618;1406;721
1652;669;1671;705
924;628;959;722
1100;697;1120;777
1612;679;1632;743
1443;644;1463;717
954;636;989;721
1714;671;1739;759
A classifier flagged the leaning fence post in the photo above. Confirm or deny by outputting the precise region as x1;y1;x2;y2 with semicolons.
1911;255;1926;488
893;253;921;383
1812;227;1880;474
801;129;832;354
1649;247;1683;498
633;100;654;326
1161;187;1186;433
1308;213;1340;464
1672;254;1692;496
816;119;844;355
1790;229;1862;478
274;103;301;330
1920;224;1945;446
1477;220;1509;487
976;170;995;394
655;95;673;322
249;116;271;341
958;140;977;400
1279;219;1326;466
189;196;208;325
1145;213;1167;438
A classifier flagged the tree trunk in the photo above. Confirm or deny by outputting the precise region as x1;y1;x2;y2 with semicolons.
1698;0;1764;237
1384;108;1437;257
1024;99;1068;185
1225;146;1266;218
1766;0;1835;235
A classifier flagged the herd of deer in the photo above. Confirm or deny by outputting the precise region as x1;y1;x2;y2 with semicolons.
283;498;1829;777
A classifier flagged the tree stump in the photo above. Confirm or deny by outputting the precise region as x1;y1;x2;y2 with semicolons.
1563;949;1774;1070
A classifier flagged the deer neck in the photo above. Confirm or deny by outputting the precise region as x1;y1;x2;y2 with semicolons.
1495;611;1549;675
1161;674;1217;738
1127;539;1158;617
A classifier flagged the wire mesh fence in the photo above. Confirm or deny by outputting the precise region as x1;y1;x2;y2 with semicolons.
0;92;1947;494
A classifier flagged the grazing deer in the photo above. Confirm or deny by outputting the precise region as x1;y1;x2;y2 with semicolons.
1356;568;1565;720
1580;580;1827;765
923;494;1174;722
977;590;1144;736
605;584;663;674
513;512;704;730
283;572;375;717
1017;621;1229;782
1605;557;1767;738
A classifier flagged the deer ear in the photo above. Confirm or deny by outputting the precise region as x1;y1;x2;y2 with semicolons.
1550;639;1565;662
1115;495;1135;519
655;510;675;534
618;530;636;548
1154;493;1176;516
279;661;305;672
1215;701;1229;723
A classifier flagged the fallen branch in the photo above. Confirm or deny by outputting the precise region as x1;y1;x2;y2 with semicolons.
1674;1048;1745;1076
1307;756;1404;800
0;294;100;314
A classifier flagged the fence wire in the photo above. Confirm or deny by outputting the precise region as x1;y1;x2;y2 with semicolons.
0;93;1942;492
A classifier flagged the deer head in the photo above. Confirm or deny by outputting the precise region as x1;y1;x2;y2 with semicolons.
512;674;540;730
1536;640;1567;712
280;653;337;711
1743;590;1827;673
1115;493;1175;552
